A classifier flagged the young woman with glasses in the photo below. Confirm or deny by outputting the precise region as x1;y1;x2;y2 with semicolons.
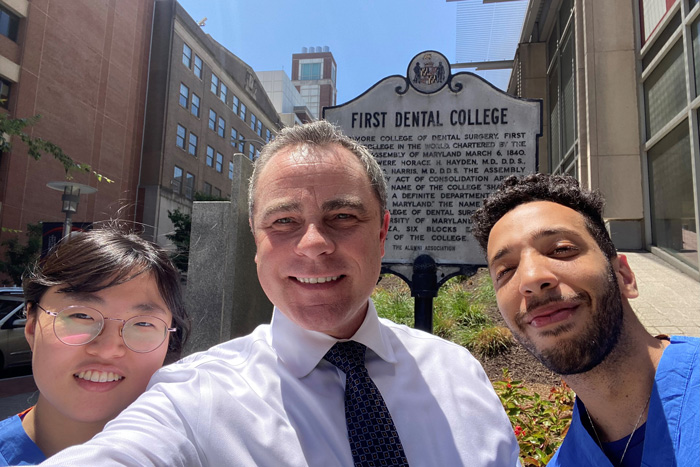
0;227;190;465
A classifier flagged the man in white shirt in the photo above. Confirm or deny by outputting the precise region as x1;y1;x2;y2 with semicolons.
42;121;520;466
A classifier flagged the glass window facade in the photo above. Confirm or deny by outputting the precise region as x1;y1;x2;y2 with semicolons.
641;3;700;271
300;62;322;80
547;4;576;174
647;121;697;268
644;40;686;140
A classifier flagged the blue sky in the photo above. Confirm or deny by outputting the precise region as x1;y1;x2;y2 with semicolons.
177;0;526;104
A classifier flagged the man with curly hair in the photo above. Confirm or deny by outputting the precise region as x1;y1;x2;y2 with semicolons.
471;173;699;466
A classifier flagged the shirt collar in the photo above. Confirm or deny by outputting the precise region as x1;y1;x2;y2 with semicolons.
270;299;397;378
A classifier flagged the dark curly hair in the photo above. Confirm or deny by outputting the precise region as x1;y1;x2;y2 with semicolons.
470;173;617;259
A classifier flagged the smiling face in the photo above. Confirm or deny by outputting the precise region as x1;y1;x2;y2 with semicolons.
25;272;171;426
486;201;637;375
251;143;390;339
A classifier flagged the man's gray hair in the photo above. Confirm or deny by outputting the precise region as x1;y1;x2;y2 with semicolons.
248;120;387;219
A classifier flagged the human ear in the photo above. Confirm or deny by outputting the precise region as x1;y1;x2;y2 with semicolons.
612;254;639;299
379;210;390;257
24;305;38;350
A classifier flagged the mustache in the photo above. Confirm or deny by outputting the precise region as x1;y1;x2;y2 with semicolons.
515;292;589;325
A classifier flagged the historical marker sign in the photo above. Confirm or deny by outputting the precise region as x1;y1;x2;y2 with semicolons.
324;51;541;281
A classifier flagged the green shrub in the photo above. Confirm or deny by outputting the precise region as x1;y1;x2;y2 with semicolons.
465;325;514;358
494;370;574;466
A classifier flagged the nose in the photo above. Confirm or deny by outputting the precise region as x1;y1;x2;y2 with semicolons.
294;222;335;257
85;321;128;358
518;252;558;296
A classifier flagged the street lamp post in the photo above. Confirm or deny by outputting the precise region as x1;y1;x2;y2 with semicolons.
46;181;97;239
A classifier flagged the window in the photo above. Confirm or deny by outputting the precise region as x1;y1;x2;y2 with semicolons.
0;78;11;109
220;82;228;103
208;109;216;131
255;148;260;159
0;6;19;42
185;173;195;200
250;113;257;131
172;166;183;193
232;95;239;114
194;55;203;79
213;187;221;198
188;133;198;156
203;182;212;196
176;124;186;149
256;120;263;137
230;128;238;147
216;152;223;172
217;117;225;137
179;83;189;108
206;146;214;167
331;63;336;84
182;44;192;68
239;103;246;121
211;73;219;94
248;144;255;160
191;93;200;117
238;133;245;152
300;61;322;80
228;161;234;179
266;129;272;142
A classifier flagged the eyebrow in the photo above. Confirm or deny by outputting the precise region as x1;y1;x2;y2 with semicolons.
489;227;578;265
322;197;367;214
57;291;168;316
260;201;301;222
259;197;368;222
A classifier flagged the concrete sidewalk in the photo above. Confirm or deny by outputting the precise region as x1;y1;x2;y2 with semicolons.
624;251;700;337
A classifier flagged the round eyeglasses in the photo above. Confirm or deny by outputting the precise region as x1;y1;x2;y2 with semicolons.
35;304;175;353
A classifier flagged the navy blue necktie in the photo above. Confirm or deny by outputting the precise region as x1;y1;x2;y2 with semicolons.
324;341;409;466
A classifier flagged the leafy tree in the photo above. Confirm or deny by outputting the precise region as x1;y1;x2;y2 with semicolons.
166;209;191;273
0;113;113;182
0;223;42;286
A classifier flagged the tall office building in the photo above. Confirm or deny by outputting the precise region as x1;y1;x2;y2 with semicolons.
291;46;337;119
504;0;699;278
257;70;314;126
0;0;154;243
140;0;283;245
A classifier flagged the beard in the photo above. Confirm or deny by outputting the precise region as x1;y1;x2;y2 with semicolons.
511;263;624;375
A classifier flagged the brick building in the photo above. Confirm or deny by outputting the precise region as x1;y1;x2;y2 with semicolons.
140;0;282;245
0;0;155;241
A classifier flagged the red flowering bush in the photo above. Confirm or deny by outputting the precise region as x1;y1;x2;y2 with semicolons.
494;369;575;466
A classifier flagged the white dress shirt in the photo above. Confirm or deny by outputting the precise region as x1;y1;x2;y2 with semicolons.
43;301;520;466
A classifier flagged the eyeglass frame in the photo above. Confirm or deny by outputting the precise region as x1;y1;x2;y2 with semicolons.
31;302;176;353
